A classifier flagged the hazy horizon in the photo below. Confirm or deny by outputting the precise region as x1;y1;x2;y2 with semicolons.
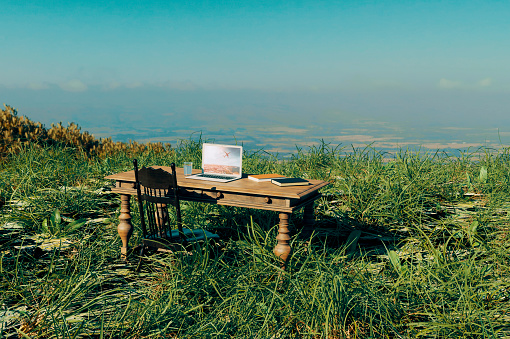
4;85;509;155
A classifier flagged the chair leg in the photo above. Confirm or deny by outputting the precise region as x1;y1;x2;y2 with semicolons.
136;245;146;273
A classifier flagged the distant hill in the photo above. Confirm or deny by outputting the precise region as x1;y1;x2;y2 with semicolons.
0;104;172;158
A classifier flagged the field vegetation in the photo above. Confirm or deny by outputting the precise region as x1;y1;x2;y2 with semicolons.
1;105;509;338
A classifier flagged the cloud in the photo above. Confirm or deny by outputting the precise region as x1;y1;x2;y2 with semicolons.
60;79;88;92
479;78;492;87
27;82;50;90
438;77;494;90
150;80;199;91
100;81;144;90
438;78;463;89
125;81;143;89
104;81;122;90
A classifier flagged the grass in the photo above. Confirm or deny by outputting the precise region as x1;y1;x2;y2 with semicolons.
1;140;509;338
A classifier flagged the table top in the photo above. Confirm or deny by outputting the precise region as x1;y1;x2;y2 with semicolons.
105;166;330;200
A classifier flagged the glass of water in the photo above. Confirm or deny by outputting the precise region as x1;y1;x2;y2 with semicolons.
183;162;192;176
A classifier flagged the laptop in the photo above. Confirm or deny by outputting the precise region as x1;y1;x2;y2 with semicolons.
187;143;243;183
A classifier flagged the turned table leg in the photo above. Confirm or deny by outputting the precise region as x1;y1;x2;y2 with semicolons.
302;202;315;238
118;194;133;259
274;212;292;270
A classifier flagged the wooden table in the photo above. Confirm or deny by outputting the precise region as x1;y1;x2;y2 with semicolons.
105;167;329;269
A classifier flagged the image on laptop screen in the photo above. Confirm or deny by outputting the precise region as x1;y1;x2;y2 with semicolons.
202;144;242;175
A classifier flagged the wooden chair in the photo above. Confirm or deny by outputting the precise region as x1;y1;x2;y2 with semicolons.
133;159;219;270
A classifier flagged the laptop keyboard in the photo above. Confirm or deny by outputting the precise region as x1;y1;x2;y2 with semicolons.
199;173;233;180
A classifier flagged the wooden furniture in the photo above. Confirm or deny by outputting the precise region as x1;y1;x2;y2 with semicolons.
105;167;329;270
133;160;219;270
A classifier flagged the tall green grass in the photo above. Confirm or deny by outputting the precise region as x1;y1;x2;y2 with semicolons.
1;141;509;338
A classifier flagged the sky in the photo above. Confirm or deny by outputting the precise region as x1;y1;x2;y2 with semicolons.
2;0;510;153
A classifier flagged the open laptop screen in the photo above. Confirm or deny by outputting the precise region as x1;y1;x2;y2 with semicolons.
202;143;242;176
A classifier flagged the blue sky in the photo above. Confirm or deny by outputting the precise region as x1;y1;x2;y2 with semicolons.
2;0;510;152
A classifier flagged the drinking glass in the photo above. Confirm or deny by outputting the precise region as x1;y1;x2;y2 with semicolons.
183;162;192;176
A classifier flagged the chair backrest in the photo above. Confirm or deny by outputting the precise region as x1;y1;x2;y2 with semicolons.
133;159;183;243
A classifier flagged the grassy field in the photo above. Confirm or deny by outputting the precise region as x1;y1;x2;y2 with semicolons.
1;137;510;338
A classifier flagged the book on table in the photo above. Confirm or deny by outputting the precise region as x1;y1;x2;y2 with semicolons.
248;173;286;182
271;177;310;186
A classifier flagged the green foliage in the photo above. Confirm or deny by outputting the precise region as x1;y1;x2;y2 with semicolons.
41;209;87;237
